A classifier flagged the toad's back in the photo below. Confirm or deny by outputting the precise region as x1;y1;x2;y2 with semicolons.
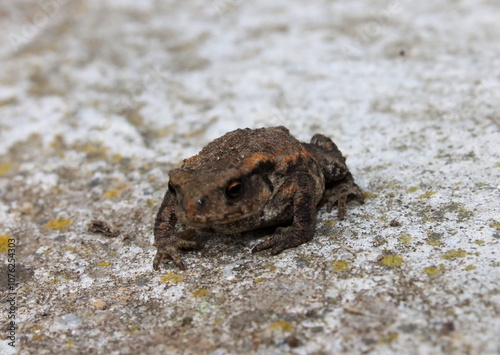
181;126;304;171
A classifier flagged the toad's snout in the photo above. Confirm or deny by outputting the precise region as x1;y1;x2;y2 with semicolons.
184;195;209;223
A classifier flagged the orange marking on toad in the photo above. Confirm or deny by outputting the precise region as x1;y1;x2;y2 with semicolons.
245;153;270;168
283;146;313;163
277;145;287;154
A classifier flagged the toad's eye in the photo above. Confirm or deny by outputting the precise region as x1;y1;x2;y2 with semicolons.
168;182;177;196
225;180;243;200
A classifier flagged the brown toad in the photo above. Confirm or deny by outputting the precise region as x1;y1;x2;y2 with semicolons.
153;126;364;270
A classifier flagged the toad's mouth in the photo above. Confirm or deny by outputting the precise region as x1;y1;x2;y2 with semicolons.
177;209;249;227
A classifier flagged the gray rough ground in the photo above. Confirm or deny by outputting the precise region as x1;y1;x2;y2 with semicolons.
1;0;499;354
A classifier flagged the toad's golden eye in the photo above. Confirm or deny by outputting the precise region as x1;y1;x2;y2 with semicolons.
225;180;243;199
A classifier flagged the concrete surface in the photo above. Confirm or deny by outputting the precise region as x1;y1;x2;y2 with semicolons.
1;0;499;354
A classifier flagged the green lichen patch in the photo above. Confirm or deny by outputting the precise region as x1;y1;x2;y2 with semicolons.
426;232;443;246
425;264;445;275
442;249;467;260
323;220;335;227
72;142;109;161
445;202;473;221
264;263;277;272
363;191;377;199
192;289;209;297
269;320;294;332
161;272;183;283
0;234;12;252
330;260;350;271
425;266;439;275
46;219;73;230
378;332;399;344
103;189;119;198
381;255;403;267
419;191;436;199
399;234;412;244
407;186;419;193
0;162;13;175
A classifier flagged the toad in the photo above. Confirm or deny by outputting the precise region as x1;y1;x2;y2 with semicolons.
153;126;364;270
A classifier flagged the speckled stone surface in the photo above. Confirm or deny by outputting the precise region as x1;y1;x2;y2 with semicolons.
0;1;499;354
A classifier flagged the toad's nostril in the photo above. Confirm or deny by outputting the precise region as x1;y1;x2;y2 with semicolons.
197;196;208;207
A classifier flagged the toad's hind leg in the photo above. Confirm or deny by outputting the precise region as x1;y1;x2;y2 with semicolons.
308;134;364;219
309;134;349;182
324;171;365;218
311;133;345;156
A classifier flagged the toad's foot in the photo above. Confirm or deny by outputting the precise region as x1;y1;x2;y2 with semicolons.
326;177;364;219
251;226;313;255
153;230;201;270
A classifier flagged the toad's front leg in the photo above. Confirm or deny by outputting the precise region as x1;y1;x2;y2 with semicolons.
252;173;318;255
153;191;200;270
